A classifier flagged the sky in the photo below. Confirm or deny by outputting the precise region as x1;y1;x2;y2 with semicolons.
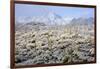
15;3;94;19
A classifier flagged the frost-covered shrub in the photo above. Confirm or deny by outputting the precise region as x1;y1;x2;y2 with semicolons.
15;24;95;65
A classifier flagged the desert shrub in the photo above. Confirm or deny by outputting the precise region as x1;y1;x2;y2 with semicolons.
63;56;70;63
15;55;22;63
31;40;35;43
67;48;74;54
47;34;53;49
15;54;28;63
88;48;95;57
32;34;35;37
72;53;79;59
63;47;81;63
41;43;45;46
41;31;49;35
27;43;36;49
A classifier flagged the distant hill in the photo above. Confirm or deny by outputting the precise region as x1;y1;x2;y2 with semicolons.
70;17;94;26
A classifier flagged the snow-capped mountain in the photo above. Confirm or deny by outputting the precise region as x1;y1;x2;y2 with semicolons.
15;12;69;26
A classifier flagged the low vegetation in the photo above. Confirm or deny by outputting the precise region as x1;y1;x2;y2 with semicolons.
15;24;95;66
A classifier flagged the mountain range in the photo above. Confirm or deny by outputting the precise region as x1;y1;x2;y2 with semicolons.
15;12;94;31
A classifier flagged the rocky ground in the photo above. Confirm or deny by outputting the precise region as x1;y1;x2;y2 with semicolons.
15;26;95;66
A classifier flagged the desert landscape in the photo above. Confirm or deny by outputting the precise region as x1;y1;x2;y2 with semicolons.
14;4;95;66
15;12;95;65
